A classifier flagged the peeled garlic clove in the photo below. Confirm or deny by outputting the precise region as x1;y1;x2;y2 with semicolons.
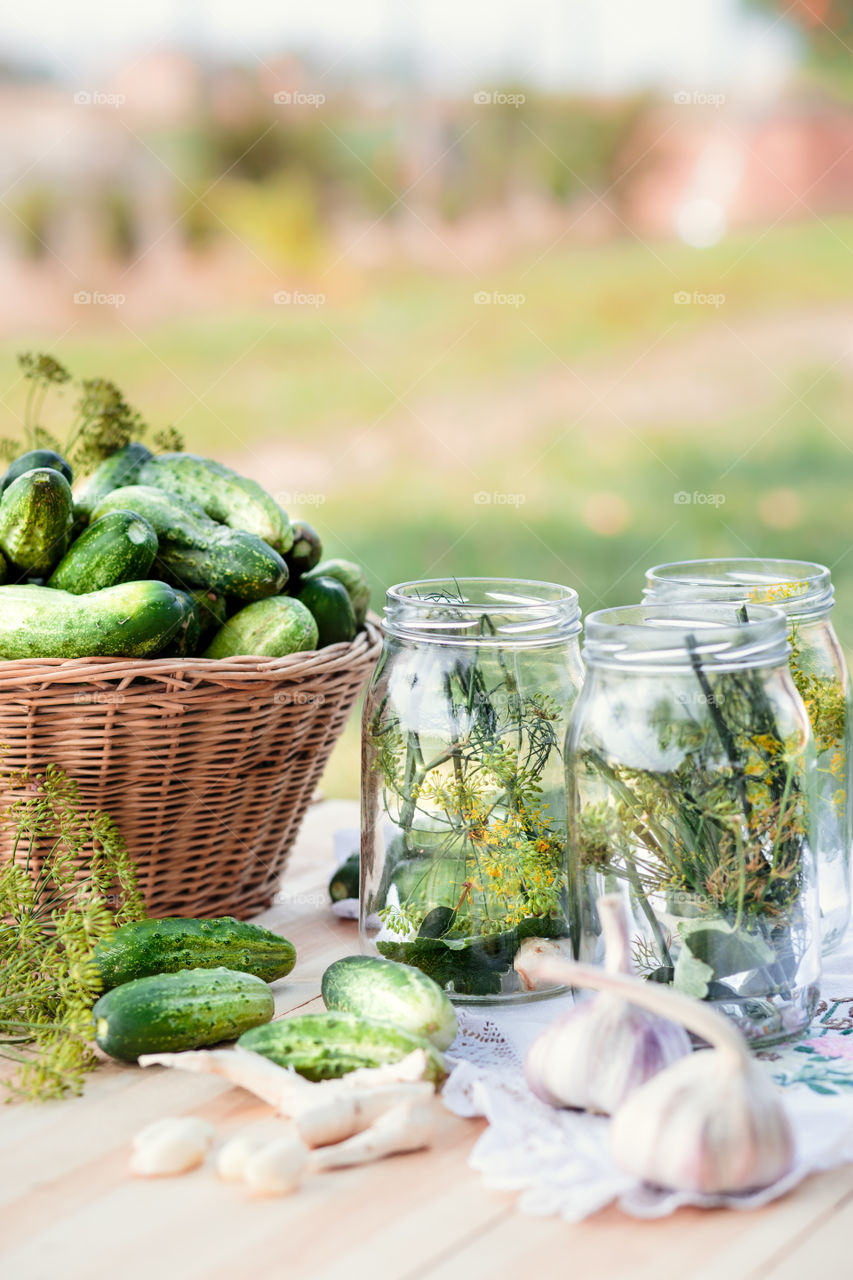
611;1049;793;1195
515;936;575;991
217;1133;265;1182
132;1115;215;1152
130;1116;216;1177
243;1136;309;1195
524;996;691;1114
523;895;691;1114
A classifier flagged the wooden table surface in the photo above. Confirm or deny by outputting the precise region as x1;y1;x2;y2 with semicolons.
2;798;852;1280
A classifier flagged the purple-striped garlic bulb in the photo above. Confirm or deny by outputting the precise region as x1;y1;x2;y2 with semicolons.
524;894;691;1115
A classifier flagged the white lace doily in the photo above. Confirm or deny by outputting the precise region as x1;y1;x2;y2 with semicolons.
442;963;853;1221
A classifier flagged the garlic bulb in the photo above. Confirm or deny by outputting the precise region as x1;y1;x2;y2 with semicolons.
534;955;795;1195
524;895;691;1114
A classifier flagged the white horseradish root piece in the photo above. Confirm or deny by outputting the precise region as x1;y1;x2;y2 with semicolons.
129;1115;216;1177
139;1048;435;1146
533;953;795;1195
311;1099;436;1170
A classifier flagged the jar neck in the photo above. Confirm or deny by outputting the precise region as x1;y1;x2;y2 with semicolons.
644;558;834;624
582;602;790;674
383;578;582;648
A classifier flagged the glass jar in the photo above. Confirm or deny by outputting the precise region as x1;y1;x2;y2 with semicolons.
644;559;851;953
360;578;584;1003
567;603;820;1047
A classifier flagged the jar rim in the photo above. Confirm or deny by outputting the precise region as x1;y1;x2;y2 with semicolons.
383;577;582;646
582;601;790;672
644;558;834;622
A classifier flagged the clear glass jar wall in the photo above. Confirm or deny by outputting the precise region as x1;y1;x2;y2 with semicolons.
567;603;821;1047
360;578;584;1003
644;559;851;953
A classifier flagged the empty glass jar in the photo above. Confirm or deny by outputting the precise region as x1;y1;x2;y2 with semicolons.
567;603;820;1047
360;578;584;1002
644;559;851;953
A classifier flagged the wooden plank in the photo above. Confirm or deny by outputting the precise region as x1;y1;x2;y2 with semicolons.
4;797;853;1279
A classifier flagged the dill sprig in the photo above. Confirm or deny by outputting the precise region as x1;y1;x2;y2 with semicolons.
0;764;145;1102
0;352;184;473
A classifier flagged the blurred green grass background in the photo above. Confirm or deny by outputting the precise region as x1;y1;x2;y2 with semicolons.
3;216;852;797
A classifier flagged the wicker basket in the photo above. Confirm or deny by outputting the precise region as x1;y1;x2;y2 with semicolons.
0;620;381;918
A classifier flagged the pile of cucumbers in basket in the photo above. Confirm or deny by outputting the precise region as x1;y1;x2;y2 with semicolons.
0;442;370;661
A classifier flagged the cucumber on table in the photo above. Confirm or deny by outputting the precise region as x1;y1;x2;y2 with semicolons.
322;955;458;1050
0;580;187;659
1;448;72;493
0;467;74;577
94;916;296;990
92;485;288;603
73;442;153;520
93;967;275;1061
47;509;158;593
328;852;359;902
138;452;293;554
238;1010;447;1083
304;559;370;627
202;596;318;658
296;576;356;647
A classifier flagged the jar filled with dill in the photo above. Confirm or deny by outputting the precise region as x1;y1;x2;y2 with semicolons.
567;603;820;1047
361;578;584;1003
644;559;851;954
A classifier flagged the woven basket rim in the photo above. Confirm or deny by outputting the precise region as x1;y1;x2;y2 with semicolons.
0;616;382;687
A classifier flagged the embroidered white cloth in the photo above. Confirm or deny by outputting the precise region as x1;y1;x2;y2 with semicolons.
441;940;853;1220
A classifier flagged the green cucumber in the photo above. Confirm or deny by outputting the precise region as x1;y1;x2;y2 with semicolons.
1;449;72;493
160;590;202;657
138;453;293;554
94;916;297;990
73;443;152;520
202;596;318;659
296;576;356;647
305;559;370;627
0;580;186;659
285;521;322;580
321;955;458;1050
0;468;74;577
238;1010;446;1083
92;485;288;602
47;509;158;593
328;852;359;902
191;588;227;641
93;966;274;1061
